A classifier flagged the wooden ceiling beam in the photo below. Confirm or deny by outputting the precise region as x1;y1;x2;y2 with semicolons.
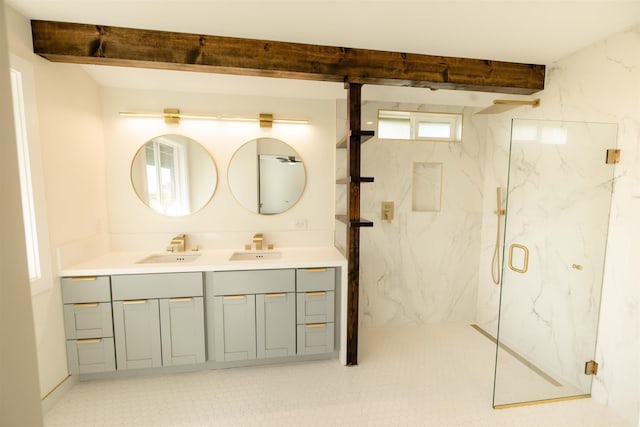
31;20;545;94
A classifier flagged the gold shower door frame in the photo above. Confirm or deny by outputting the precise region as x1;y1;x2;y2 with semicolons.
493;119;617;408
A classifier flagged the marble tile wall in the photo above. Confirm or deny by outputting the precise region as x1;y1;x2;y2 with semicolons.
355;101;486;326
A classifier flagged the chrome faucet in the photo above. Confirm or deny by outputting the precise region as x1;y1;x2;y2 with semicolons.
253;233;264;251
167;234;186;252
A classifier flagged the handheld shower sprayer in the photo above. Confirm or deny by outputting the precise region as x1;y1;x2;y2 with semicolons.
492;187;506;285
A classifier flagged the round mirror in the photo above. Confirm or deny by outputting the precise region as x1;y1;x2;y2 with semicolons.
131;134;217;216
228;138;306;214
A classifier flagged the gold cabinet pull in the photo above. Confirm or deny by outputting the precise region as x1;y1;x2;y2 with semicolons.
306;323;327;328
73;302;99;308
71;276;97;281
306;291;327;296
123;299;148;305
223;295;245;300
572;264;584;270
77;338;102;344
305;268;327;273
266;293;287;298
508;243;529;274
169;297;193;303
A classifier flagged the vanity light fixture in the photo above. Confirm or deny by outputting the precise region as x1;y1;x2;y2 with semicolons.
118;109;309;126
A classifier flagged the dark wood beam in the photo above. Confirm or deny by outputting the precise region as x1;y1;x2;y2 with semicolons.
31;20;545;94
346;82;362;366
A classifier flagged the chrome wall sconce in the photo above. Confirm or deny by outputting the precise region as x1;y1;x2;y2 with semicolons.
118;108;309;127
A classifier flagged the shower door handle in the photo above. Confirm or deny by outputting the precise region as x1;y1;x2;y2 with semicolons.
508;244;529;274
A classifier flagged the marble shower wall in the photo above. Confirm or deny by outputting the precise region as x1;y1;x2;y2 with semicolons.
355;101;486;326
475;26;640;426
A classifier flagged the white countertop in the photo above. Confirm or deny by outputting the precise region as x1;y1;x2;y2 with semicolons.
60;246;347;277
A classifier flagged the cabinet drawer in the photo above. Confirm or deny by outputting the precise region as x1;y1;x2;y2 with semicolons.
296;291;335;324
66;337;116;375
61;276;111;303
63;302;113;339
296;323;335;355
296;268;335;292
111;273;203;300
208;269;295;296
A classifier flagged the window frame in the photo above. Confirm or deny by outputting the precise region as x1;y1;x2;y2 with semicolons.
377;109;463;142
10;54;53;296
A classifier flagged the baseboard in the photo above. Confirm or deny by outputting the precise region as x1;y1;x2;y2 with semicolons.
41;375;77;413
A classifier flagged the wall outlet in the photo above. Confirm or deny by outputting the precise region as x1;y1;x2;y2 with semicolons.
293;218;307;230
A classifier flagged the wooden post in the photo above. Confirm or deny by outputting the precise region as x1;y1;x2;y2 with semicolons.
345;82;362;366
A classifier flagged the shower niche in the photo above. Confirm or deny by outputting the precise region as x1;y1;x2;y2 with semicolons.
493;119;617;407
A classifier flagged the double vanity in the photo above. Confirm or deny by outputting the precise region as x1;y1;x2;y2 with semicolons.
60;246;346;379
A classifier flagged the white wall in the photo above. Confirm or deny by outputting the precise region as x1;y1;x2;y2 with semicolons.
0;2;43;425
355;101;485;326
102;88;335;250
476;26;640;426
6;5;109;398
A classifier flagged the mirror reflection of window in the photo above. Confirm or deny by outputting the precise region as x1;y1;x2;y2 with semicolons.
144;137;189;215
131;134;218;216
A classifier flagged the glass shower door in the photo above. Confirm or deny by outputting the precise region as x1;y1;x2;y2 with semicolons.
493;119;617;407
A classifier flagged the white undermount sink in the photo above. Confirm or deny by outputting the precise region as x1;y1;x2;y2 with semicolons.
229;251;282;261
136;253;202;264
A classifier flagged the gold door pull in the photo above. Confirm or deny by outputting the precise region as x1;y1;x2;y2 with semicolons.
306;323;327;328
169;297;193;303
508;244;529;274
306;291;327;296
123;300;148;305
73;302;99;308
572;264;584;271
266;293;287;298
71;276;97;281
77;338;102;344
305;268;327;273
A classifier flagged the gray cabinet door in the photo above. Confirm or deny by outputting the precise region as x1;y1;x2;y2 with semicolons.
159;297;205;366
297;323;335;355
296;268;335;292
66;338;116;375
113;299;162;370
63;302;113;339
61;276;111;303
296;291;335;324
256;292;295;358
213;295;256;361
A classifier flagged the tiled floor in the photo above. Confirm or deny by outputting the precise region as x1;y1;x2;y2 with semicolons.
45;323;631;426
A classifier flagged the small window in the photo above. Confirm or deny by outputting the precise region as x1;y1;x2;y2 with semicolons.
378;110;462;142
10;55;53;295
10;68;41;282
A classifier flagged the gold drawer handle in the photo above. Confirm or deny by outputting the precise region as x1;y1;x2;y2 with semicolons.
71;276;98;281
306;323;326;328
572;264;584;271
305;268;327;273
123;299;148;305
306;291;327;296
73;303;99;308
169;297;193;303
266;293;287;298
223;295;245;300
77;338;102;344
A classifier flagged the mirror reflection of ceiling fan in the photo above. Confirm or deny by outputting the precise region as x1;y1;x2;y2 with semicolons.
276;156;302;163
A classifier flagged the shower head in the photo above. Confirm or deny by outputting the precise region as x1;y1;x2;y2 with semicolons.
475;98;540;115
